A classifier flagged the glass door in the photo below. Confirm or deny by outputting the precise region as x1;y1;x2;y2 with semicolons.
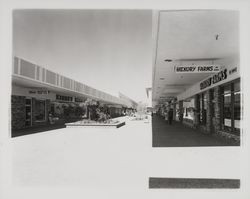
221;79;241;135
25;98;32;126
222;84;232;132
233;81;241;134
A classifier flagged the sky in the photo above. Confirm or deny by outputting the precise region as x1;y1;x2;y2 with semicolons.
13;9;152;103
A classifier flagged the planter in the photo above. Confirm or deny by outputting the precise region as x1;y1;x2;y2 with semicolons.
65;120;125;128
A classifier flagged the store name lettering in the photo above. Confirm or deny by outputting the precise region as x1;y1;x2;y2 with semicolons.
229;67;237;75
29;90;50;94
200;69;227;90
56;94;73;102
175;65;220;73
176;66;196;72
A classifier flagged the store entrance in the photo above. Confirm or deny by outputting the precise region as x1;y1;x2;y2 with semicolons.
221;79;241;136
25;98;32;126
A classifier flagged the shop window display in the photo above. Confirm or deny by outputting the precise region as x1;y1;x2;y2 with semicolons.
183;99;195;122
222;84;232;131
234;81;241;132
221;79;241;135
34;99;46;121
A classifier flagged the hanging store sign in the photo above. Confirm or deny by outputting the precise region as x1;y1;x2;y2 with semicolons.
200;69;227;90
174;65;221;73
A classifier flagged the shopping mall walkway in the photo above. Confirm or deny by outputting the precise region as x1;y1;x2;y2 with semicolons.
152;116;238;147
11;124;66;137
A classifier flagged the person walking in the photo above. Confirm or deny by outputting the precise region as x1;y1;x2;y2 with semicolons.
168;108;173;125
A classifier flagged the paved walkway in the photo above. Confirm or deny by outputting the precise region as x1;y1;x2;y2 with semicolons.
11;116;129;138
8;115;241;198
12;124;66;137
152;116;238;147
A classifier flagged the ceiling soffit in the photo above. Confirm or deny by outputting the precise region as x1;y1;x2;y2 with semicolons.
152;10;239;106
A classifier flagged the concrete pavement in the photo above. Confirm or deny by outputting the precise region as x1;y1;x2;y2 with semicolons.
152;116;239;147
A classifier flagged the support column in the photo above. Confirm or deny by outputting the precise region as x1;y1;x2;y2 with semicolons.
206;90;212;133
193;94;199;129
214;86;222;133
173;103;176;121
178;100;183;123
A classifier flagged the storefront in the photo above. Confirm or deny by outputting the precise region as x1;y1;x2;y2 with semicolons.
220;78;241;135
177;63;241;143
12;86;52;130
12;56;136;134
108;104;123;118
182;98;195;128
11;84;126;131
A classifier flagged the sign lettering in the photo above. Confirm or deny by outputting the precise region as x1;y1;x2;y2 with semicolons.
200;69;227;90
175;65;220;73
29;90;50;94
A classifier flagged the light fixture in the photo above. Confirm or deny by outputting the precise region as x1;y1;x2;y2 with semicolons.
164;59;172;62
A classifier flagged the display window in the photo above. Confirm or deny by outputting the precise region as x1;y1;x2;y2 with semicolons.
221;79;241;135
34;99;46;121
222;84;232;131
183;98;195;121
199;93;207;125
233;81;241;132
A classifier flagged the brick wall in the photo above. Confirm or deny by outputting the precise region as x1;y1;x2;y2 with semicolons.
193;94;199;128
178;101;183;123
195;88;222;134
206;90;212;133
11;95;26;130
214;87;222;133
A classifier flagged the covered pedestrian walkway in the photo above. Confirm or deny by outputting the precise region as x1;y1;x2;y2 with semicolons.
152;116;239;147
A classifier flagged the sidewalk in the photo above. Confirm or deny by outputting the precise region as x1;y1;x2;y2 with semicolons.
12;123;66;138
152;116;239;147
11;116;129;138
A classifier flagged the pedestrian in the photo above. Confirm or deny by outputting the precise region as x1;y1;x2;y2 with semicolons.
164;110;168;122
168;108;173;125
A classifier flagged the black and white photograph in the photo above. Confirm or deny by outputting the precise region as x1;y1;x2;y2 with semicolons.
1;1;250;199
152;10;241;147
12;9;152;137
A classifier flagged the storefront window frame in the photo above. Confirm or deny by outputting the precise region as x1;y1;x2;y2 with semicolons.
198;92;207;126
220;78;241;135
34;99;46;122
25;97;32;126
183;98;195;122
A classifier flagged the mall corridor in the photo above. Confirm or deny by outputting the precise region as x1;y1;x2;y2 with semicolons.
152;116;239;147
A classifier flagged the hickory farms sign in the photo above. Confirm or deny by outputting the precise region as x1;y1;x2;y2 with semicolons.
200;69;227;90
174;65;220;73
